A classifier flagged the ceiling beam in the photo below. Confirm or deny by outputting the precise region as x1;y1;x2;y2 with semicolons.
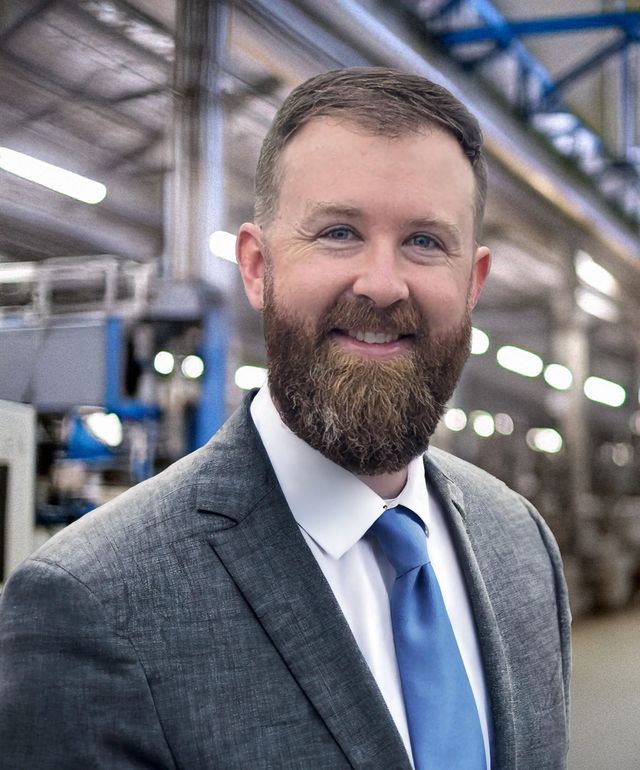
440;11;640;46
0;199;159;261
0;49;166;138
95;0;174;38
542;35;630;103
59;0;172;65
0;0;59;45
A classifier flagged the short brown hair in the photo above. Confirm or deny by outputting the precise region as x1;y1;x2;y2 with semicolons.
254;67;487;235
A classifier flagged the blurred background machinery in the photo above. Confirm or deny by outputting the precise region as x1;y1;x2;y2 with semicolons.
1;0;639;614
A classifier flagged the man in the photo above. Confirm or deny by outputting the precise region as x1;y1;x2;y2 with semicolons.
0;68;570;769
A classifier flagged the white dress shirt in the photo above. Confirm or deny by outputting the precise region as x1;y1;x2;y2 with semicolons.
250;385;492;768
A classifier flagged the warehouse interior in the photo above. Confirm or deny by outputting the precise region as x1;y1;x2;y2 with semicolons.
0;0;639;766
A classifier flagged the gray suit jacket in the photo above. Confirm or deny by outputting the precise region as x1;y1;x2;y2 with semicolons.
0;394;570;769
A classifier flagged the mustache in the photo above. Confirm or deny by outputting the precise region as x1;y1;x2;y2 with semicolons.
317;297;424;339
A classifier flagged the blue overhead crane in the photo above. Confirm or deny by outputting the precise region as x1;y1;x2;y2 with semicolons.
400;0;640;223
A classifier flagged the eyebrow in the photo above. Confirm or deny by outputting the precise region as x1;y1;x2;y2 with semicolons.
301;202;362;223
403;217;463;245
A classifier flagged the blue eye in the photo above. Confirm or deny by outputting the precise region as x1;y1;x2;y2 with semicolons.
409;233;438;249
323;227;353;240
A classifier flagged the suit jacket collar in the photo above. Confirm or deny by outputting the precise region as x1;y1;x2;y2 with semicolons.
424;452;516;770
195;394;412;769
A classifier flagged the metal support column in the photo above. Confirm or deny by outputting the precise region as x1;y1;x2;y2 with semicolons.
170;0;230;447
170;0;228;283
551;274;591;553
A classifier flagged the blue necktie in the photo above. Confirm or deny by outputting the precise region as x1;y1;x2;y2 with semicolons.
369;505;485;770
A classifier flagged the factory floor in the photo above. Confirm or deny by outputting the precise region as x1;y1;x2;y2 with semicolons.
568;608;640;770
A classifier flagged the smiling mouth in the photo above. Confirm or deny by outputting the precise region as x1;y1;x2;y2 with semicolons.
346;329;400;344
331;328;414;346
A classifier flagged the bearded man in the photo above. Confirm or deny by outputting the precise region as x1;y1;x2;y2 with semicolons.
0;68;570;770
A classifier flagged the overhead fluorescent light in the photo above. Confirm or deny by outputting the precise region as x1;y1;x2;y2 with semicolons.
471;327;489;355
181;355;204;379
494;413;514;435
235;365;267;391
573;128;600;161
551;134;575;156
0;262;36;282
471;411;494;438
85;411;123;448
610;442;633;467
209;230;237;263
444;408;467;432
544;363;573;391
531;111;578;136
496;345;543;378
575;249;618;297
526;428;563;454
0;147;106;204
575;287;619;322
153;351;175;375
583;376;626;408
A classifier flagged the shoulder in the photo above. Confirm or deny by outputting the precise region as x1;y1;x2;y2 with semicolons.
425;445;566;596
426;445;528;511
15;398;264;590
32;442;210;569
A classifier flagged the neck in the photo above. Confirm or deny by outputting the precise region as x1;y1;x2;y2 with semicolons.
269;392;411;499
356;467;409;499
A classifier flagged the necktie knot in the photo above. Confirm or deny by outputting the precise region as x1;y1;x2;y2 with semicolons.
369;505;429;577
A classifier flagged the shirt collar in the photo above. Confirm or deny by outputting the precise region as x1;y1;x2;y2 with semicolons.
250;385;430;559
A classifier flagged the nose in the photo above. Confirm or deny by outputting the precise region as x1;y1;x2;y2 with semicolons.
350;245;410;308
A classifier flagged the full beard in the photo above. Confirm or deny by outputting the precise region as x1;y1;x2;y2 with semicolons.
263;280;471;476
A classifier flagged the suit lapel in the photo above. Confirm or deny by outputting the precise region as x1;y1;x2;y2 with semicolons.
424;453;516;770
196;399;411;770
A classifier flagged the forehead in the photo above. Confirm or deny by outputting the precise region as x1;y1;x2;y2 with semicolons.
274;117;476;231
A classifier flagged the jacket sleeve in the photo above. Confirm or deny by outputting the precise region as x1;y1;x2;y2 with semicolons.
0;557;177;770
522;496;572;725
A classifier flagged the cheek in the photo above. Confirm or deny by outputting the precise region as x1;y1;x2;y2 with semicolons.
275;265;346;314
415;279;470;329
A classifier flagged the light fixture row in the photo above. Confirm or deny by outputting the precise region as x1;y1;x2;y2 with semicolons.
153;352;205;379
475;337;627;409
444;407;562;453
0;147;106;204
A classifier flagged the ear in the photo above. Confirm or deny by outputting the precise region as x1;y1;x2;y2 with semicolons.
236;223;267;311
468;245;491;310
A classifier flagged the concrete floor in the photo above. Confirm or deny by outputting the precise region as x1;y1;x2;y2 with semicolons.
568;609;640;770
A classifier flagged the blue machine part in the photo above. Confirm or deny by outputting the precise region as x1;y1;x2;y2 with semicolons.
65;414;115;462
194;306;227;451
105;316;161;420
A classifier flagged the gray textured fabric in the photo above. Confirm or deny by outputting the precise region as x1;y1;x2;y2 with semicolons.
0;393;570;769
